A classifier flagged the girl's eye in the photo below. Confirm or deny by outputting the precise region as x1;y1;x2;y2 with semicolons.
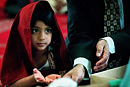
46;28;52;33
31;29;38;33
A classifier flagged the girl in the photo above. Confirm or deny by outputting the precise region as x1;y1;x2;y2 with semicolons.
0;1;72;87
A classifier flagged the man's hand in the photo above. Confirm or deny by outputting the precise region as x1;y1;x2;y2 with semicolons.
94;40;110;72
63;64;85;83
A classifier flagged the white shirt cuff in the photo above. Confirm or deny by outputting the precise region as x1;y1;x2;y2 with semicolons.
101;37;115;54
74;57;91;77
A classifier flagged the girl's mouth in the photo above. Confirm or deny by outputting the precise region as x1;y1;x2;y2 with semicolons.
37;43;46;47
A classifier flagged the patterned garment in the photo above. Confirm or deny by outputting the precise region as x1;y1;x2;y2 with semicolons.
38;51;67;77
104;0;120;36
48;52;67;76
48;52;56;69
104;0;122;69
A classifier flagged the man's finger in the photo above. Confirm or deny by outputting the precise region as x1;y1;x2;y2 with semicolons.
94;62;108;71
96;56;108;66
96;41;104;57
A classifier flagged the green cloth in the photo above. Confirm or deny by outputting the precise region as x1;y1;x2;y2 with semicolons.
109;79;122;87
120;59;130;87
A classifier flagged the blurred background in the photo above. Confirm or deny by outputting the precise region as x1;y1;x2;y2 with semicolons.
0;0;68;69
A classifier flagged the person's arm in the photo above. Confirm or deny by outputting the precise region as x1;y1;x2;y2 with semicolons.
94;27;130;72
110;0;130;56
94;0;130;71
67;0;96;61
10;75;37;87
94;29;130;71
93;37;114;71
65;0;97;83
94;39;110;71
110;29;130;56
64;64;85;84
64;58;91;83
74;57;91;78
101;37;115;54
10;68;46;87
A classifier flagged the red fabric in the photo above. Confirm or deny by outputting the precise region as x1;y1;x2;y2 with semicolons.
56;14;67;39
0;15;68;70
0;0;7;10
0;1;71;86
0;0;7;20
28;0;34;3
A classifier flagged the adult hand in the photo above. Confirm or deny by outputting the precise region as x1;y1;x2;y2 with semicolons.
45;74;61;85
63;64;85;84
94;40;110;72
33;68;45;83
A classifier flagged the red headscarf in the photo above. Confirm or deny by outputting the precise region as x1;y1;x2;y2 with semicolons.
0;1;71;86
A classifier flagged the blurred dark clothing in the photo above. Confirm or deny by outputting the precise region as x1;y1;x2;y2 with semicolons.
4;0;31;18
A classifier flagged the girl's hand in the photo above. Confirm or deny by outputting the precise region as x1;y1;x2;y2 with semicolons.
45;74;61;85
33;68;45;83
33;68;61;85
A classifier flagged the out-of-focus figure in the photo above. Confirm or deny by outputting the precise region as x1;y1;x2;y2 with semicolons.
45;0;67;14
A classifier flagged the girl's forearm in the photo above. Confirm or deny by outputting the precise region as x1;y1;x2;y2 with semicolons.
10;75;37;87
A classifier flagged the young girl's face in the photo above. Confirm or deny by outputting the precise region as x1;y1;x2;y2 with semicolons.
31;20;52;51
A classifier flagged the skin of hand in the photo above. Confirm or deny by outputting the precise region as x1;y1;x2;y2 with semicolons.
33;68;61;85
33;68;45;83
94;40;110;72
45;74;61;85
63;64;85;84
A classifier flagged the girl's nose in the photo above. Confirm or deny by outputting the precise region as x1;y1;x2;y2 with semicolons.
39;32;46;40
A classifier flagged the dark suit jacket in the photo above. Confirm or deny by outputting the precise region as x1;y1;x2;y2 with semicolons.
66;0;130;68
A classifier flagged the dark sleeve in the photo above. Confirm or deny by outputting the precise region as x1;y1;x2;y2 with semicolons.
110;1;130;57
110;23;130;57
66;0;98;61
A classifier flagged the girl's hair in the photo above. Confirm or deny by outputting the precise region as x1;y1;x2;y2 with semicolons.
31;1;55;29
31;1;61;46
